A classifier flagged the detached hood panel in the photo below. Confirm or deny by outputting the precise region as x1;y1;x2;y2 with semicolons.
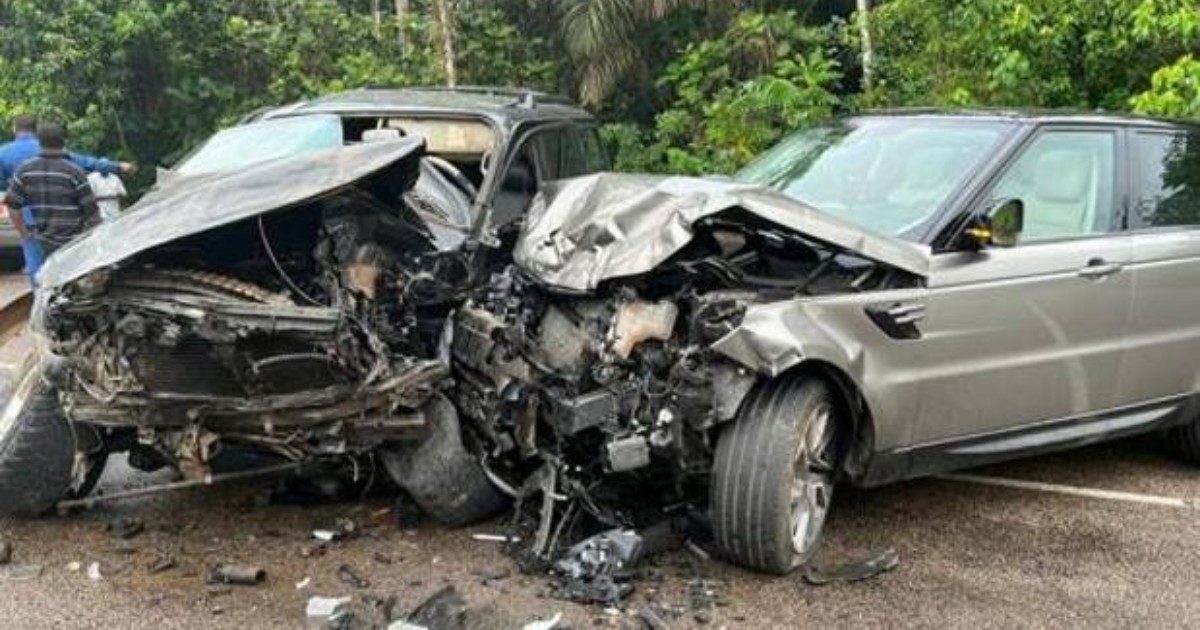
38;138;426;289
515;173;931;292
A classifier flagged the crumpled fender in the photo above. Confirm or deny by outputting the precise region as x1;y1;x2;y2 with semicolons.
711;299;865;378
709;292;924;454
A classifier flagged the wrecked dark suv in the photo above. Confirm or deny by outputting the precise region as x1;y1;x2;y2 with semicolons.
0;87;606;521
453;112;1200;575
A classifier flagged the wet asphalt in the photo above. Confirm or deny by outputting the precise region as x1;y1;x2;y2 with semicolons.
1;269;1198;628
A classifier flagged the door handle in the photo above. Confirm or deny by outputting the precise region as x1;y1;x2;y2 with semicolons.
1076;258;1123;279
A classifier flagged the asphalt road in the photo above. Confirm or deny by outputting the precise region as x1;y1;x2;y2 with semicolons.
1;276;1199;628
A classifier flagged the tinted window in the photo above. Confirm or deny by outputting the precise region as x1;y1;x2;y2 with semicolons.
1132;130;1200;228
530;126;606;181
991;130;1116;242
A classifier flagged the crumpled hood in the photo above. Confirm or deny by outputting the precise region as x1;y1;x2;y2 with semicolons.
37;138;426;290
514;173;931;292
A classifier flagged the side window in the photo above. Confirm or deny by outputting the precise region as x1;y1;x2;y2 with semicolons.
1132;131;1200;228
991;130;1117;242
561;126;610;176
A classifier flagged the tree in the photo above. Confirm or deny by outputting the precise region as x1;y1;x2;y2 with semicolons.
856;0;874;91
1132;54;1200;118
432;0;458;87
867;0;1200;110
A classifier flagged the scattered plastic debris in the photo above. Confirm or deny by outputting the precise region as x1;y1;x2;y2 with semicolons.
306;596;352;626
803;548;900;586
313;518;358;543
296;576;312;590
66;561;82;573
206;563;266;586
87;561;104;581
471;533;519;543
523;612;563;630
551;529;643;604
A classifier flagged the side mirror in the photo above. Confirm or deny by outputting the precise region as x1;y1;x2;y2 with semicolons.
962;198;1024;250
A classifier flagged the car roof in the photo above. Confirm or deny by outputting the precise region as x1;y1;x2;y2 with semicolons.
857;107;1200;131
263;87;594;129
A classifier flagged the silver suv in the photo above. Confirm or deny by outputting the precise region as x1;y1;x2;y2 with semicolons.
453;111;1200;574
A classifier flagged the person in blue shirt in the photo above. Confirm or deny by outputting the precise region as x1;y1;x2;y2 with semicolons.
0;114;136;189
0;114;136;282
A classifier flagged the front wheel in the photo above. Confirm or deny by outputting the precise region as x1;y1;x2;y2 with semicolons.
710;376;842;574
0;366;75;516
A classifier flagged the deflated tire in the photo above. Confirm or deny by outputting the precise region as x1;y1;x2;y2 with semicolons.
0;364;74;516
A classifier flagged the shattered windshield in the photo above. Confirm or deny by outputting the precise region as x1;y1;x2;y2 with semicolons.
174;114;344;177
737;118;1013;239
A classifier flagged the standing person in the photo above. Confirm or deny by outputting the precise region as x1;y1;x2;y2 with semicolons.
0;114;136;277
0;114;135;189
4;122;101;284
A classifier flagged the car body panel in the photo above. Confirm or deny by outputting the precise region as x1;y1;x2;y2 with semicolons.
516;172;931;293
36;138;425;290
913;239;1135;444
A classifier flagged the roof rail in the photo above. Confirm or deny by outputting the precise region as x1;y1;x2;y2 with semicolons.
360;84;577;108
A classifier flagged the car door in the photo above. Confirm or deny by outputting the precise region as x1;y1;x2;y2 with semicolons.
912;126;1134;445
1116;127;1200;404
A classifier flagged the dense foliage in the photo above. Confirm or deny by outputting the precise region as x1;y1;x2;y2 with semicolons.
0;0;1196;181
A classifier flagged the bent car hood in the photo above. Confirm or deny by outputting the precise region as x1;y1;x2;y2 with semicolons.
37;138;426;290
515;173;931;292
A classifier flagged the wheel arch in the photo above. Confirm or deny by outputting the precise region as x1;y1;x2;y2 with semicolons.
775;359;876;483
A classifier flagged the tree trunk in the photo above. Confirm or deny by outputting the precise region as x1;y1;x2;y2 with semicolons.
857;0;874;92
433;0;457;87
372;0;382;37
393;0;409;46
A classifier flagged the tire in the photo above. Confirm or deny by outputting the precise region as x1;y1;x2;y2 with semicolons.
1167;419;1200;464
379;395;508;526
711;375;842;574
0;367;74;516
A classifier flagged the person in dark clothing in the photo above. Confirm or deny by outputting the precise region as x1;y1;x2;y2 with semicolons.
0;114;134;189
4;122;100;284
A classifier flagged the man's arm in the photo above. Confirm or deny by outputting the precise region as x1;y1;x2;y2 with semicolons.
5;175;27;235
68;152;137;176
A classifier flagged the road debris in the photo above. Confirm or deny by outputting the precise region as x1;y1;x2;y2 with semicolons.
550;529;642;604
471;533;518;543
206;563;266;586
314;518;358;543
407;586;468;629
296;576;312;590
337;563;371;589
148;555;177;574
87;561;104;581
803;548;900;585
523;612;563;630
306;596;352;627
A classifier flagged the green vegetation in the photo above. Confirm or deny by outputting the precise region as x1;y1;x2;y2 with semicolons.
1;0;1196;182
